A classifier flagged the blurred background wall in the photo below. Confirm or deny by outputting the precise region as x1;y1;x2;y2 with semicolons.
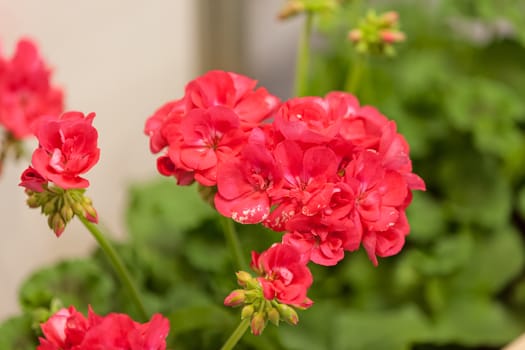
0;0;201;319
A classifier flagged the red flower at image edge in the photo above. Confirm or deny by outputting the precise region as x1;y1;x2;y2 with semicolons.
0;38;63;139
37;306;170;350
27;111;100;189
251;243;313;308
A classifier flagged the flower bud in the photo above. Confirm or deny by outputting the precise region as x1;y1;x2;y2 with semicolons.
277;0;305;20
48;213;66;237
60;205;74;222
224;290;246;307
276;303;299;325
348;29;362;43
267;307;280;326
241;305;254;320
250;312;266;336
26;194;40;208
83;202;98;223
236;271;253;287
380;11;399;26
42;196;58;215
380;30;405;44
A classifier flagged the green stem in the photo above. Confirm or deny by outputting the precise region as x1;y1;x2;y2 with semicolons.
344;55;365;94
220;318;251;350
78;216;149;321
294;12;314;97
219;216;247;271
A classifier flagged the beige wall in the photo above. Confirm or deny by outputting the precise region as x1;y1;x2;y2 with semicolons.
0;1;199;320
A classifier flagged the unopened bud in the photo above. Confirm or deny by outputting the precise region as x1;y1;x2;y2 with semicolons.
241;305;254;320
380;30;405;44
83;203;98;223
71;201;85;216
42;197;58;215
277;0;305;20
26;194;40;208
250;312;266;336
236;271;253;287
267;307;280;326
276;304;299;325
381;11;399;26
348;29;362;43
224;290;246;307
60;205;74;222
48;213;66;237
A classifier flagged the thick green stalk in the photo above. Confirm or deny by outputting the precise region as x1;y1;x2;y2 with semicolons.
78;216;148;321
294;12;314;97
219;215;247;271
220;318;251;350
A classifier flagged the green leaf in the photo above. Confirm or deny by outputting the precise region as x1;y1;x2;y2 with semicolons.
126;179;214;245
432;297;523;347
406;191;446;243
448;226;525;295
18;259;115;315
0;315;37;350
332;304;430;350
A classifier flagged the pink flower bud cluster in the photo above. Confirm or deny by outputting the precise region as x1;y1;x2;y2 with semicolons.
37;306;169;350
146;70;425;268
0;38;63;139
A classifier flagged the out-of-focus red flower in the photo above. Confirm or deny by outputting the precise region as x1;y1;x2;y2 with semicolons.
30;111;99;189
37;306;170;350
0;38;63;139
251;243;313;308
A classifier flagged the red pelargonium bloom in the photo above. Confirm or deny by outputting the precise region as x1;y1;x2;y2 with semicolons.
282;214;358;266
185;70;281;129
273;93;352;144
169;106;245;186
31;111;100;189
251;243;313;308
265;140;339;231
37;306;170;350
0;38;63;139
215;128;282;224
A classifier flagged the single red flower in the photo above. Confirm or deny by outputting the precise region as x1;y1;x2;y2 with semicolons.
251;243;313;308
215;128;282;224
0;38;63;139
184;70;280;129
30;111;100;189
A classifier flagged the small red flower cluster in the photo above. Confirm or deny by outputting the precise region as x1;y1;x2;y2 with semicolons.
37;306;169;350
146;70;425;267
20;111;100;190
251;242;313;308
0;38;63;139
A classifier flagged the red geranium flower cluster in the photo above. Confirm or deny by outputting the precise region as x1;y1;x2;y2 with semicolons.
37;306;169;350
146;70;425;267
0;38;63;139
20;111;100;190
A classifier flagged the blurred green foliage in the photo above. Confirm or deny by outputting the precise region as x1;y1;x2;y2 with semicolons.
2;0;525;349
